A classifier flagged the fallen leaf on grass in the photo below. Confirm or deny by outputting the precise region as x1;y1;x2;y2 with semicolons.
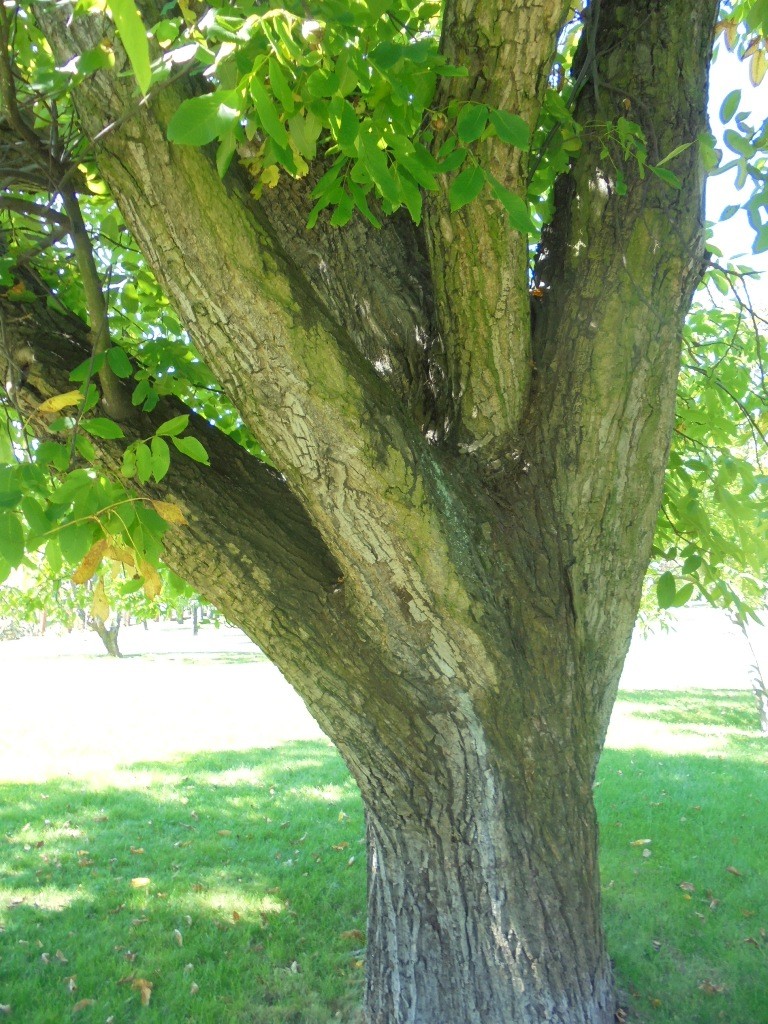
131;877;151;889
629;839;652;846
679;882;696;893
0;1005;10;1015
743;936;761;948
65;977;77;993
698;980;726;994
340;930;365;942
332;842;349;851
72;999;96;1013
55;950;69;963
217;830;232;837
232;911;241;923
131;979;153;1006
190;983;199;996
130;847;145;855
191;883;205;893
726;865;743;877
173;929;183;946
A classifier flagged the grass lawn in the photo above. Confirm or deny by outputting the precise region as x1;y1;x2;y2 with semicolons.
0;628;766;1023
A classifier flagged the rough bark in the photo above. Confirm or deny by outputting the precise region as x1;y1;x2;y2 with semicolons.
8;0;721;1020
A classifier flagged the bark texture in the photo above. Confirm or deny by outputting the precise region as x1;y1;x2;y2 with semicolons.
9;0;721;1020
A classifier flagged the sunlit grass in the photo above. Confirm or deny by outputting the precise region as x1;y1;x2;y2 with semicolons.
0;742;367;1023
598;690;767;1024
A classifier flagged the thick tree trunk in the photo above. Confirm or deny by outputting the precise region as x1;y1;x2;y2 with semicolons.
363;765;612;1023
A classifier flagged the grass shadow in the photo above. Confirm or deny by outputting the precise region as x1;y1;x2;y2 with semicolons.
0;740;366;1024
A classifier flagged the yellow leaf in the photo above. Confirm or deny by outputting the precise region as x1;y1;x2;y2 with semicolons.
72;998;96;1013
173;928;183;946
91;578;110;622
105;544;136;567
151;500;188;526
750;48;768;87
38;391;85;414
138;560;162;600
72;539;107;585
131;979;153;1006
629;838;651;846
130;877;151;889
261;164;280;188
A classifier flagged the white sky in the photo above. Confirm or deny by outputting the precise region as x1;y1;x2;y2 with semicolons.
706;46;768;280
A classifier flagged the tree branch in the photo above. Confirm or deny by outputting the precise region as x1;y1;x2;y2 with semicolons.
524;0;719;666
423;0;572;458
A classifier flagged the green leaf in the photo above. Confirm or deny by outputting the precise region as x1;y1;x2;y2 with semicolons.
719;89;741;124
656;571;676;609
50;470;93;507
107;0;151;94
397;170;423;225
360;137;400;206
0;511;25;568
156;414;189;437
106;346;133;378
122;446;137;479
489;109;530;150
150;435;171;481
250;76;290;149
167;93;241;147
70;352;105;383
449;164;486;213
268;56;295;115
487;176;533;233
59;521;94;565
21;496;51;541
330;98;358;151
136;441;153;484
655;142;692;168
651;166;681;189
216;129;238;178
82;417;125;440
288;111;322;161
172;435;210;465
671;582;695;607
723;128;754;158
456;103;489;145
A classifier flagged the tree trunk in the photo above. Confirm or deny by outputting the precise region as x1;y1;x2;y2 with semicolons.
91;614;122;658
363;762;612;1023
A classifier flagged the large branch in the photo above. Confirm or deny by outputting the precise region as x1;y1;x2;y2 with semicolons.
517;0;719;732
424;0;572;457
0;285;448;778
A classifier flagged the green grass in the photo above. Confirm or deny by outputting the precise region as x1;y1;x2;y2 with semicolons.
599;690;767;1024
0;678;765;1023
0;743;367;1023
